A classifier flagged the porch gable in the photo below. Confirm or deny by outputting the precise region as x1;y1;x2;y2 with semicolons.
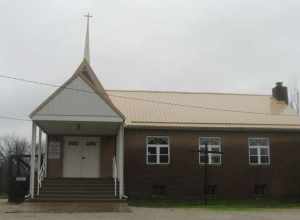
30;61;123;123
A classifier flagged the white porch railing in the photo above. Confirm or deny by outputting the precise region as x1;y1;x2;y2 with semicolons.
112;156;118;197
37;155;47;196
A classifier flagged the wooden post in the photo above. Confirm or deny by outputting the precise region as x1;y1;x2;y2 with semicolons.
37;128;42;195
45;133;48;177
7;155;12;202
30;122;37;199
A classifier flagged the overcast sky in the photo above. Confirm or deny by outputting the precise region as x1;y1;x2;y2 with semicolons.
0;0;300;139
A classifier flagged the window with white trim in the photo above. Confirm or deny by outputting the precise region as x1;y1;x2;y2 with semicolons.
199;137;222;165
146;136;170;165
248;137;270;165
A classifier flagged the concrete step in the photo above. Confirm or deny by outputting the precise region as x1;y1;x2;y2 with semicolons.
38;194;117;200
44;177;114;180
36;178;119;201
42;184;117;188
32;198;125;203
44;178;114;183
43;181;115;185
42;183;116;187
39;191;115;195
43;180;115;186
40;187;115;192
41;185;115;188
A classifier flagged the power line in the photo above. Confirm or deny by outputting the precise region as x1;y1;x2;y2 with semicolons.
0;73;299;118
0;74;70;90
0;115;31;122
110;94;298;117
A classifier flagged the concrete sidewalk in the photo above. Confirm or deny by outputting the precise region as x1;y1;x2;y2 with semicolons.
0;199;130;213
2;199;300;220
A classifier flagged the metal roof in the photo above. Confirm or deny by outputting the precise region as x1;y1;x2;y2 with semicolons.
107;90;300;130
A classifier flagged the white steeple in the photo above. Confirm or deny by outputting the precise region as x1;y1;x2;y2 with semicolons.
84;13;92;64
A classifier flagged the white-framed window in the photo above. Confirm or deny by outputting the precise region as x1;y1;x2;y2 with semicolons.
146;136;170;165
248;137;270;165
199;137;222;165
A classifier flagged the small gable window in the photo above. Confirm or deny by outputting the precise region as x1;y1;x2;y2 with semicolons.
248;137;270;165
146;136;170;165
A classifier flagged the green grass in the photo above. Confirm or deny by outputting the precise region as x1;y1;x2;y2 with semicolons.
129;198;300;210
0;193;7;199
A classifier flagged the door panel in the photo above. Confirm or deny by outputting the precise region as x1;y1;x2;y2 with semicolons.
63;138;81;177
63;137;100;178
81;137;100;178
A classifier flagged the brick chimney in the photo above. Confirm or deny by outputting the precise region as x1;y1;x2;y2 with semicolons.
272;82;288;104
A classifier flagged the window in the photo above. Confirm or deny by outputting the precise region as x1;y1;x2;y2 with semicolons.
248;137;270;165
146;136;170;165
152;185;167;196
254;184;267;196
199;137;222;165
206;184;217;196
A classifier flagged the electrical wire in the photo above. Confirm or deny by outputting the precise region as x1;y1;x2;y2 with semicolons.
0;73;299;121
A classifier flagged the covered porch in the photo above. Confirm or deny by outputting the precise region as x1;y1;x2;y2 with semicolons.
29;119;125;200
28;60;127;200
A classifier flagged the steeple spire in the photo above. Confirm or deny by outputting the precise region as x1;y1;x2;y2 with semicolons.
84;13;92;64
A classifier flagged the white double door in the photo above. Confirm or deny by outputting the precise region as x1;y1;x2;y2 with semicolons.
63;137;100;178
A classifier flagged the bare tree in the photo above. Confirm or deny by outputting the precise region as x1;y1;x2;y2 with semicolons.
0;135;31;193
0;149;5;165
0;135;30;159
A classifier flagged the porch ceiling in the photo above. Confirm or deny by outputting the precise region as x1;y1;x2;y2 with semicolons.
36;120;121;135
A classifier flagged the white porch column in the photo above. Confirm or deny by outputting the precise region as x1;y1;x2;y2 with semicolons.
37;128;42;195
30;122;37;199
116;124;124;199
45;133;48;177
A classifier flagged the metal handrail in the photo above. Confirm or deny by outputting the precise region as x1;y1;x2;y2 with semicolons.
37;156;46;196
112;156;118;197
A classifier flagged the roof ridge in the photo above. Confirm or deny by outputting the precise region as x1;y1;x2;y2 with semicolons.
106;89;271;97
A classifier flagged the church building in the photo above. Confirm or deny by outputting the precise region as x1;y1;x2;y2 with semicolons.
29;16;300;201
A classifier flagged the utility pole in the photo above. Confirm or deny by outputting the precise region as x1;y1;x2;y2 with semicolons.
297;89;299;115
196;141;224;206
203;142;208;205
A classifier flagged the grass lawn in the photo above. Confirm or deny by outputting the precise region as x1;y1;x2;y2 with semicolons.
0;193;7;199
129;198;300;210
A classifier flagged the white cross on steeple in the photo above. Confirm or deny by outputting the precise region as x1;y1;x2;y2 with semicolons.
84;13;92;64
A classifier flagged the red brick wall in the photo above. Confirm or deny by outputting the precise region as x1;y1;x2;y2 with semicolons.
47;136;63;178
124;129;300;199
100;136;115;177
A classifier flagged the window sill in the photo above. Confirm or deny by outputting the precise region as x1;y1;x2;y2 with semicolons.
199;163;223;167
146;163;171;166
249;164;271;167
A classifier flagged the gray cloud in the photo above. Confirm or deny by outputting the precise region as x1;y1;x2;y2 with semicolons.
0;0;299;138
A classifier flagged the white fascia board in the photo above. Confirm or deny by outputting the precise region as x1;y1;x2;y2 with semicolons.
32;114;123;123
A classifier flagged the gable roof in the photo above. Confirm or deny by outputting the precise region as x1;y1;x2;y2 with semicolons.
30;60;300;130
30;59;125;120
107;90;300;130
